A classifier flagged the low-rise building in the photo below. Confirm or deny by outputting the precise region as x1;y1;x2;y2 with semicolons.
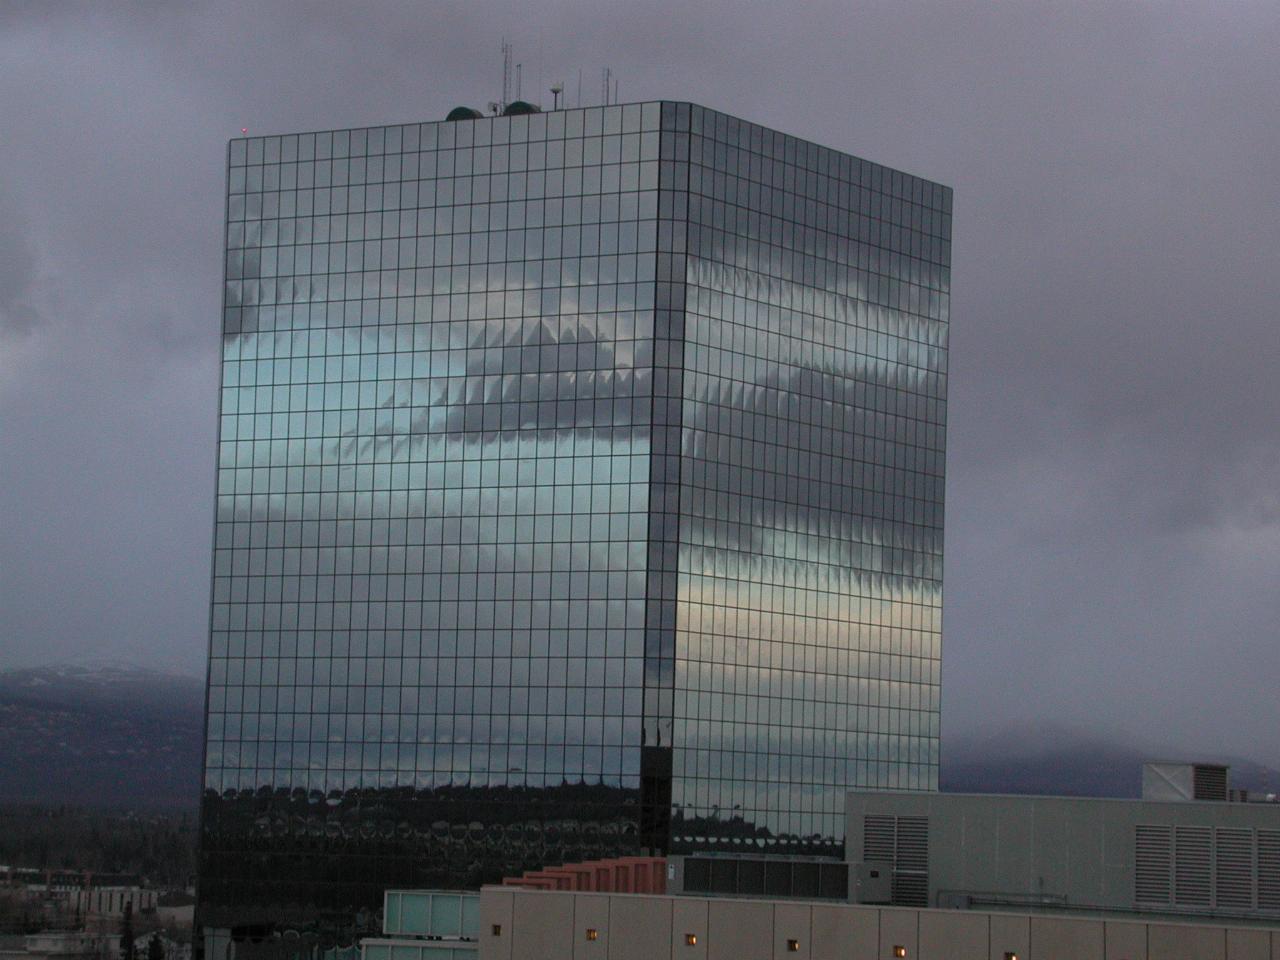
358;760;1280;959
0;932;114;960
69;887;158;919
359;890;478;960
845;773;1280;921
475;885;1280;960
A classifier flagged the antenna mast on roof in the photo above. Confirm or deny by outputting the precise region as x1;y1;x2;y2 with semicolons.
602;67;612;106
501;39;513;111
516;63;522;101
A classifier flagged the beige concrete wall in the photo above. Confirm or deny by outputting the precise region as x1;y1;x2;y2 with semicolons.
920;911;987;958
1148;923;1225;960
1227;929;1270;960
773;902;811;960
878;907;918;960
478;888;513;960
571;893;611;960
706;898;772;960
670;897;708;960
1031;916;1104;960
479;887;1280;960
1105;920;1148;960
810;903;876;960
608;895;672;960
509;888;573;960
990;913;1030;960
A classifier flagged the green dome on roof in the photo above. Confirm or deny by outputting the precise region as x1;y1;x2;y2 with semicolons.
502;100;540;116
445;106;483;121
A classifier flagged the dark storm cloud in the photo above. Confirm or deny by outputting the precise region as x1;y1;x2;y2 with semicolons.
2;1;1279;764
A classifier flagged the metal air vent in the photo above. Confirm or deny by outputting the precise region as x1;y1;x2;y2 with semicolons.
1215;828;1254;908
1135;825;1172;905
1174;826;1212;907
1257;830;1280;910
863;813;928;907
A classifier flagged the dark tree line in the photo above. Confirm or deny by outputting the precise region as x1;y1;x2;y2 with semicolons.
0;805;196;886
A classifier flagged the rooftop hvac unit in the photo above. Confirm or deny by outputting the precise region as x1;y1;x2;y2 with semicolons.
854;862;893;904
862;813;929;907
1142;762;1230;802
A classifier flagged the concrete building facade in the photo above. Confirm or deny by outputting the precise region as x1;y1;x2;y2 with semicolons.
475;886;1280;960
846;790;1280;920
69;886;158;919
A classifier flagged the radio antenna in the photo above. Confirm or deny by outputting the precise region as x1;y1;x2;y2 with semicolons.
501;39;513;110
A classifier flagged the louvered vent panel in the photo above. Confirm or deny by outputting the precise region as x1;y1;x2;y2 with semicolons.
895;816;929;873
864;815;895;863
1193;765;1228;801
1174;826;1212;907
1258;830;1280;911
1135;825;1172;905
1214;828;1254;909
891;872;928;908
892;815;928;907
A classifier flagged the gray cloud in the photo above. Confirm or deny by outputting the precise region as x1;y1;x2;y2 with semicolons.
2;1;1279;767
0;192;40;338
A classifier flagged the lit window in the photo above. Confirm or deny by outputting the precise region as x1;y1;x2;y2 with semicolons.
586;929;598;941
787;939;800;952
685;933;698;946
893;948;907;959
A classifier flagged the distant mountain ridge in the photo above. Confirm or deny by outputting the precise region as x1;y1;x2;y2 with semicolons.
942;722;1280;799
0;664;204;809
2;664;1278;809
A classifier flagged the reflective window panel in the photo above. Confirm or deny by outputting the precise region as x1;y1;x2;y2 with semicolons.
661;103;948;858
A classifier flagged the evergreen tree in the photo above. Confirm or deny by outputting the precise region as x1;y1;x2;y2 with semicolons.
120;903;135;960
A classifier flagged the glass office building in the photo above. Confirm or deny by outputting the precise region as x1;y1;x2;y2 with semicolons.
200;101;950;941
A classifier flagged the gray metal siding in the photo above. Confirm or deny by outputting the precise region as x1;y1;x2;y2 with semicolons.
848;789;1280;920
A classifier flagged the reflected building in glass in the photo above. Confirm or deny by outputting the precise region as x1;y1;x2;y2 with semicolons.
199;101;950;942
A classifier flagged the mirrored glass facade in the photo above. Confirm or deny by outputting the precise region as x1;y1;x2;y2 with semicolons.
199;101;950;938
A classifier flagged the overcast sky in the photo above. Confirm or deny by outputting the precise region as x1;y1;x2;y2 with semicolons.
2;1;1278;765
